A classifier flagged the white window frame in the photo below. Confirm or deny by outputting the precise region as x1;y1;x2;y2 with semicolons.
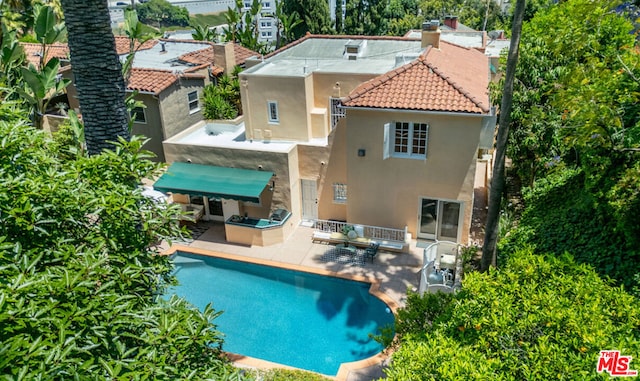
267;101;279;123
333;183;347;204
129;106;146;124
383;121;429;159
188;90;200;114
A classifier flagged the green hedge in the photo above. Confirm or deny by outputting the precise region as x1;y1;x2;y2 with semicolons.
499;168;640;294
385;249;640;380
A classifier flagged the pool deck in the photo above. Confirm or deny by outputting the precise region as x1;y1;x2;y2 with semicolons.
160;221;425;381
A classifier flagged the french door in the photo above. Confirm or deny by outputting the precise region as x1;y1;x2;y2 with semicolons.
417;198;462;242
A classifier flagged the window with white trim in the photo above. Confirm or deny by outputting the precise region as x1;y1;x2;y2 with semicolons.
187;91;200;113
129;106;146;124
267;101;279;123
333;183;347;204
383;121;429;159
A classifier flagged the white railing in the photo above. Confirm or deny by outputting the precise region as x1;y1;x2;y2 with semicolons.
313;219;407;242
420;241;463;293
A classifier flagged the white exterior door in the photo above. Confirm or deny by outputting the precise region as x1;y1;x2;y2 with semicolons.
417;198;462;242
301;179;318;221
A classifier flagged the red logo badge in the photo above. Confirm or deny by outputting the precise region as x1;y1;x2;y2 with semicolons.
597;350;638;377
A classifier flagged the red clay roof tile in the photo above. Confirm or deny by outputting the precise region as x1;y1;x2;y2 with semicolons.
343;41;490;114
20;43;69;67
233;43;259;65
113;36;157;55
127;68;180;94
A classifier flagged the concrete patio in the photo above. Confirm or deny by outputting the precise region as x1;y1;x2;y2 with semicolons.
161;221;426;381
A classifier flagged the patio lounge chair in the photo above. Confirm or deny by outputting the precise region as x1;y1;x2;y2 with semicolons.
364;242;380;263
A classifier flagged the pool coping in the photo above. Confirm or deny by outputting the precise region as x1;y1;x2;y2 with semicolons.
163;244;399;380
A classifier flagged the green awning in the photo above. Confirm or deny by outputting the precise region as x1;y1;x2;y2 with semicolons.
153;162;274;203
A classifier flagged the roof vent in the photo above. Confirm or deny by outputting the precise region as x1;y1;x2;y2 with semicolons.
344;39;366;60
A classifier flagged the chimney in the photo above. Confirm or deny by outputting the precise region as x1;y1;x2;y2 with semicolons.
444;15;458;30
421;20;441;49
212;42;236;74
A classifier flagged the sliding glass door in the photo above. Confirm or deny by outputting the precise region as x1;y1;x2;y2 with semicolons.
418;198;462;242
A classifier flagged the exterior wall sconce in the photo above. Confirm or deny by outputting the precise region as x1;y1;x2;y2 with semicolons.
357;149;366;157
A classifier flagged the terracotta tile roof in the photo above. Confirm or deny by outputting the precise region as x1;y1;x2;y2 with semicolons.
180;45;213;65
127;68;185;95
126;68;206;94
113;36;157;55
20;43;69;67
342;41;490;114
233;43;259;65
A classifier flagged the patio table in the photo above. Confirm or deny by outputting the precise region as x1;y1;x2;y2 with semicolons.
336;242;358;256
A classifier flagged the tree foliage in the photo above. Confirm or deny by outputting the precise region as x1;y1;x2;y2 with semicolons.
202;69;242;120
343;0;388;35
496;0;640;290
0;113;246;379
386;249;640;380
282;0;333;38
136;0;189;28
222;0;269;54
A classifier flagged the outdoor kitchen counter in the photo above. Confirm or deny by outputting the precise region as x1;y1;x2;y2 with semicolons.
224;211;293;246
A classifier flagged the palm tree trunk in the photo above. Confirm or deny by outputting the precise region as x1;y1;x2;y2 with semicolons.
480;0;526;271
60;0;130;155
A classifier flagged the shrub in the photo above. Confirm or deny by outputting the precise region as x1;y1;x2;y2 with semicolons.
385;249;640;380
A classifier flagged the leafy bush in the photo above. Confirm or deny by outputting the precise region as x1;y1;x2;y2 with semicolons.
499;167;640;294
0;120;246;379
201;73;242;120
385;249;640;380
253;368;330;380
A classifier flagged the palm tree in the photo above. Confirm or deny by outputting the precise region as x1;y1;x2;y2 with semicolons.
480;0;526;271
59;0;130;155
273;1;302;49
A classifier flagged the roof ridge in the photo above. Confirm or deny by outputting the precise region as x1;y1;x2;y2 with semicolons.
425;61;489;112
341;58;422;104
130;67;176;73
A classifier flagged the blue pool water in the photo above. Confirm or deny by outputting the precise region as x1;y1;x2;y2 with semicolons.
169;252;395;376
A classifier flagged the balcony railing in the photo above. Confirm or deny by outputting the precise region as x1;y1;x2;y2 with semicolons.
312;219;407;242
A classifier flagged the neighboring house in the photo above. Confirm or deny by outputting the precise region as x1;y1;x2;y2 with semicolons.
157;25;495;246
21;42;70;68
406;17;510;81
63;36;257;161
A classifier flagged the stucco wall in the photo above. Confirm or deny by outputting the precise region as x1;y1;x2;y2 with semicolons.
158;78;206;140
316;118;348;221
240;74;309;142
162;142;298;223
334;109;484;243
130;94;164;161
312;73;374;106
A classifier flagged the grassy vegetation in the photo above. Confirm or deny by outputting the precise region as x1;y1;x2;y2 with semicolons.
248;368;331;380
190;12;227;28
113;12;227;35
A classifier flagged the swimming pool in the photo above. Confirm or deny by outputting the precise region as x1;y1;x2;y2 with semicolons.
169;250;395;376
